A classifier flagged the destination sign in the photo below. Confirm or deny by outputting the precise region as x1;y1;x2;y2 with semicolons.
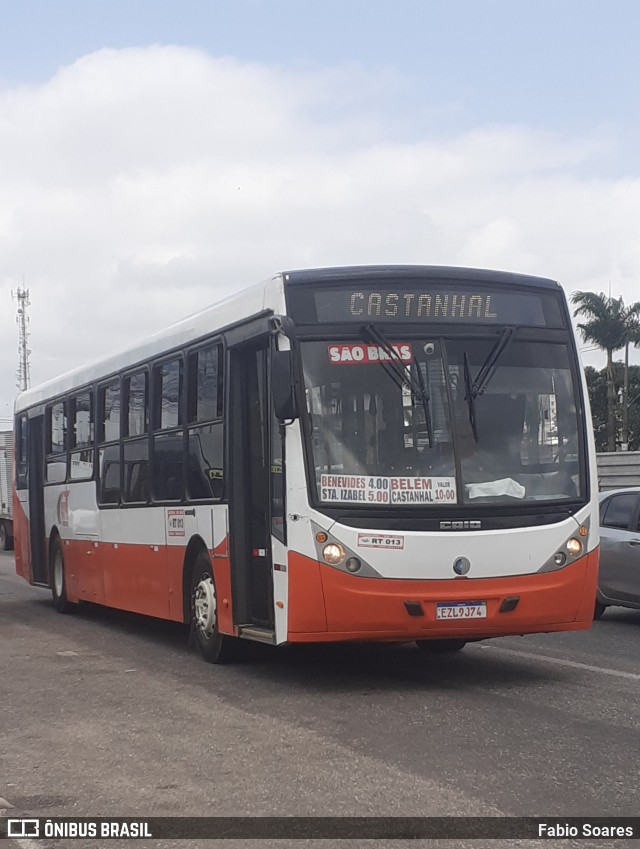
287;284;564;327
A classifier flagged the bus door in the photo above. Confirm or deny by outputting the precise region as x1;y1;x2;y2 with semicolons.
27;414;48;584
228;337;275;638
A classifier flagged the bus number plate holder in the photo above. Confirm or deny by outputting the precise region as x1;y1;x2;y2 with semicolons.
436;601;487;620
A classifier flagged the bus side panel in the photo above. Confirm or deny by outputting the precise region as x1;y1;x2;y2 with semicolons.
287;550;328;633
211;536;233;635
13;490;31;583
210;556;233;634
101;541;169;618
100;509;170;619
167;541;186;622
62;539;104;604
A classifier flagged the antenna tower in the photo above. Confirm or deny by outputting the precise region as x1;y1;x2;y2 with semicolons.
12;286;31;391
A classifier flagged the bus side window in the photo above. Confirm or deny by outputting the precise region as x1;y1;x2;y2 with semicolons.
99;445;121;504
98;379;121;505
99;379;121;442
152;358;184;502
125;371;148;437
46;401;67;483
122;370;150;505
16;414;28;489
186;343;224;500
123;440;150;504
70;391;95;480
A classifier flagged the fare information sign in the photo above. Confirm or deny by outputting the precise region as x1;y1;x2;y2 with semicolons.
320;474;457;505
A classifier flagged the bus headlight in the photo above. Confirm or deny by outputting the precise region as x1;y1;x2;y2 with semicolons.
323;543;345;565
566;538;583;557
554;552;567;567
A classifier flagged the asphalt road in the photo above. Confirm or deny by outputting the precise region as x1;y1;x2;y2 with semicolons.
2;549;640;848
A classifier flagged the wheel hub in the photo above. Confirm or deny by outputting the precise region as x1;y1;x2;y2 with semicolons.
193;575;216;639
53;553;64;597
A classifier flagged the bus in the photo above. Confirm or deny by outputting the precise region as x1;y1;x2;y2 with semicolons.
13;265;599;662
0;430;14;550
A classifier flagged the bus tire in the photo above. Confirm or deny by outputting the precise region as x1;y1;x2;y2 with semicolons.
415;638;467;653
50;537;76;614
189;551;241;664
0;521;13;551
594;600;607;620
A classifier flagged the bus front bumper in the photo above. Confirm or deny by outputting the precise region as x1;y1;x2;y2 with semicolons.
286;548;599;643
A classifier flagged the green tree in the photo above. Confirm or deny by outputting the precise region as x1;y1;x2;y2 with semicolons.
622;363;640;451
621;315;640;448
584;366;607;451
584;362;640;451
572;292;640;451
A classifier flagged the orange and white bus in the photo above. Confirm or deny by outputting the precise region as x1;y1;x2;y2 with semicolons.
13;265;599;662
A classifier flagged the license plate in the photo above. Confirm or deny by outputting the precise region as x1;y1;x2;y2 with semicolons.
436;601;487;620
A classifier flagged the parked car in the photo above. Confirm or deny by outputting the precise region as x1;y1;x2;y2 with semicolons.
596;487;640;618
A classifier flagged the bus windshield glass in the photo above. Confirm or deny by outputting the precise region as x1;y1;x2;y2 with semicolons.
300;336;583;507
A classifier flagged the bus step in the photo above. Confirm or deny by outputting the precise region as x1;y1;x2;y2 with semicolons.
237;625;276;644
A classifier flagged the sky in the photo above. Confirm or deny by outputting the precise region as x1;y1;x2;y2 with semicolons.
1;0;640;423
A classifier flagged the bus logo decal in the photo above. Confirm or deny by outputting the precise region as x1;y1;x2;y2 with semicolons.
328;343;413;364
440;520;481;530
453;557;471;575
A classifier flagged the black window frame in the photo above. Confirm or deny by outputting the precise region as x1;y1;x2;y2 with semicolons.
122;437;151;505
152;356;184;433
187;341;225;425
122;366;150;505
45;399;68;484
185;338;226;503
123;368;149;439
15;413;28;489
269;342;286;544
35;330;234;508
151;354;185;503
69;389;95;481
97;376;122;507
98;377;122;444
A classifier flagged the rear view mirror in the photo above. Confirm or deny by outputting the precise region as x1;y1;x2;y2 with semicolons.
272;350;299;421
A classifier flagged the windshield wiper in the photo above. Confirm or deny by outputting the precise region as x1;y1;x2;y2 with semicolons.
463;326;516;442
463;351;478;442
363;324;433;448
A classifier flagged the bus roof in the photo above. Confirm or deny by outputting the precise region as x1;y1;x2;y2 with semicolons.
282;265;560;289
15;272;282;413
14;264;561;413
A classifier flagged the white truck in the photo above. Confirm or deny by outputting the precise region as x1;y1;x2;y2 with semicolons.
0;430;14;551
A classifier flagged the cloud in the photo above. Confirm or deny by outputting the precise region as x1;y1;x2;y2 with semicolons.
1;44;639;418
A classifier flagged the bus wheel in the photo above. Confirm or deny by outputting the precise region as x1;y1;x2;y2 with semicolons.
415;639;467;653
594;600;607;620
189;552;240;664
0;522;12;551
50;538;76;614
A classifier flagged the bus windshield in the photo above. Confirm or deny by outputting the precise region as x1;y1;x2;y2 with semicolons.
300;335;583;507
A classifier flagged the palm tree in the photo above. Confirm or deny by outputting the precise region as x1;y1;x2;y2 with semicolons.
571;292;640;451
621;309;640;448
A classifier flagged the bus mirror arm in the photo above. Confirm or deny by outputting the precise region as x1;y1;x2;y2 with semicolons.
269;315;296;339
272;350;299;422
